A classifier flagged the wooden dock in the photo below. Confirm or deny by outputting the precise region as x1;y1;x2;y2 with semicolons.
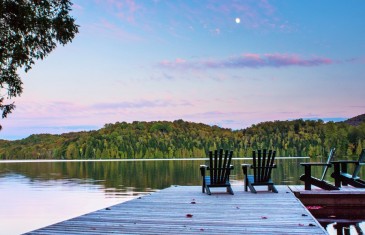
26;185;327;234
289;185;365;223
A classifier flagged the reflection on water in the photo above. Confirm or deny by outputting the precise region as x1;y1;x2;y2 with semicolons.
0;158;363;235
0;174;139;235
308;205;365;235
324;222;365;235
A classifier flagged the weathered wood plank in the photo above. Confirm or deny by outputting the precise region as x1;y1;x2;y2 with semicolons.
26;185;327;235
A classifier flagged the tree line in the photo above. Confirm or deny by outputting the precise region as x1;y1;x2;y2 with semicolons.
0;118;364;160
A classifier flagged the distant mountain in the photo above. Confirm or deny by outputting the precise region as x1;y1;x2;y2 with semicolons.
344;113;365;126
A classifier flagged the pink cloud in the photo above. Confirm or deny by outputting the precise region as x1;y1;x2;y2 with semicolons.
15;99;192;120
158;53;334;70
159;58;189;69
1;99;193;134
175;58;186;64
94;19;142;41
91;99;192;110
262;54;333;67
206;0;285;30
96;0;142;23
258;0;276;15
91;0;291;42
116;0;141;23
72;3;83;11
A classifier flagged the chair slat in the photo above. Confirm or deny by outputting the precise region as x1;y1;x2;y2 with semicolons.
209;151;214;185
320;148;336;181
222;150;233;183
213;149;218;183
252;151;261;181
261;149;267;181
217;149;223;183
221;150;228;183
266;150;276;181
352;149;365;179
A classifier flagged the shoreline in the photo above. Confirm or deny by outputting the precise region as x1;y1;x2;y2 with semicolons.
0;156;310;163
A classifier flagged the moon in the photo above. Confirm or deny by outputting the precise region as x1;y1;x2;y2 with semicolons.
235;18;240;24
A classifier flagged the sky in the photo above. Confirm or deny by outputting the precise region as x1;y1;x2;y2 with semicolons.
1;0;365;140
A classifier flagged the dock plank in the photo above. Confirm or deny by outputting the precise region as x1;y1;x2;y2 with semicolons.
26;185;327;234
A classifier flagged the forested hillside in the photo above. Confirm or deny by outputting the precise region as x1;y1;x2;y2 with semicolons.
1;117;365;160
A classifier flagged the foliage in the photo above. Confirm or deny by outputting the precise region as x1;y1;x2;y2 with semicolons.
0;0;79;129
1;119;365;160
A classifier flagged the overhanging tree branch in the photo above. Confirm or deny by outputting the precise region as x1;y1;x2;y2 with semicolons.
0;0;79;130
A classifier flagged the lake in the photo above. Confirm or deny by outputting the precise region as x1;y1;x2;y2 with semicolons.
0;158;363;235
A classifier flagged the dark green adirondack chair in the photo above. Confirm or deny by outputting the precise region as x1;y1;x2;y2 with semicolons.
299;148;339;190
242;149;278;193
200;149;234;195
331;148;365;188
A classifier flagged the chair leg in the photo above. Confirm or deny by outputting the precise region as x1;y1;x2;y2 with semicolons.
248;183;257;193
338;176;365;188
349;179;365;188
227;186;234;195
205;186;211;195
357;179;365;186
269;184;278;193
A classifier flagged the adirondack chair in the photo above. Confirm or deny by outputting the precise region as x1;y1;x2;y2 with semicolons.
331;148;365;188
200;149;234;195
241;149;278;193
299;148;339;190
334;222;364;235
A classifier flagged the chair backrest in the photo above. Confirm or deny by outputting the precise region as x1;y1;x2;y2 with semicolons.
320;148;336;181
252;149;276;183
352;148;365;179
209;149;233;185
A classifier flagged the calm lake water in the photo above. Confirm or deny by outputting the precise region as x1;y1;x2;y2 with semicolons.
0;158;363;235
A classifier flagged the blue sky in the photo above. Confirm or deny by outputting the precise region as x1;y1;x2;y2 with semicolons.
1;0;365;140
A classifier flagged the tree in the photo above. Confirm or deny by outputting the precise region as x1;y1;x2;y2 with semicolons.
0;0;79;129
65;142;78;159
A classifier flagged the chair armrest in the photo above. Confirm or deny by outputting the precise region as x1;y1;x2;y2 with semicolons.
331;160;358;164
200;165;207;177
331;160;358;173
241;164;251;175
250;165;277;169
300;162;332;167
